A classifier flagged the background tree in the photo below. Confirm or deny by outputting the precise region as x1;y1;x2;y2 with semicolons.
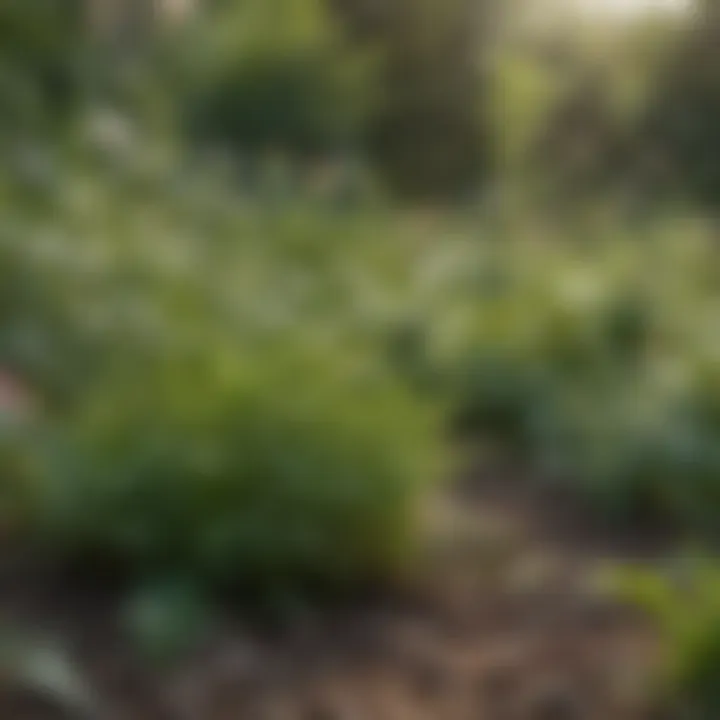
338;0;494;201
637;0;720;206
0;0;86;135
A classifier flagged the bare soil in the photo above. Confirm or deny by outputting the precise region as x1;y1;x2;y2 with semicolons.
0;458;669;720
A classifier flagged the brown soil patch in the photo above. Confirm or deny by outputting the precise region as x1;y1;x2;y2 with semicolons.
0;457;666;720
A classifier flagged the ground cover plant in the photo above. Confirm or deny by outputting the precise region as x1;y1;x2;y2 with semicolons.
617;558;720;719
0;129;444;622
395;216;720;531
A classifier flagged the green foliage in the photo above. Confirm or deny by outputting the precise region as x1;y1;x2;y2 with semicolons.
3;0;720;604
30;339;439;588
0;0;87;135
491;8;690;207
122;580;213;664
411;219;720;531
177;0;374;161
638;7;720;206
356;0;493;200
0;137;441;594
616;559;720;719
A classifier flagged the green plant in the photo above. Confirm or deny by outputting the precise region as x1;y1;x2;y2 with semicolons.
616;559;720;719
0;0;87;136
177;0;374;162
121;579;213;664
29;336;440;591
0;127;444;597
415;222;720;531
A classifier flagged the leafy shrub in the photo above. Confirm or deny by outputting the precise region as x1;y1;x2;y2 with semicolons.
616;559;720;719
417;223;720;531
0;0;87;136
530;378;692;525
0;128;441;594
176;0;374;163
450;354;554;446
28;338;439;590
1;151;443;590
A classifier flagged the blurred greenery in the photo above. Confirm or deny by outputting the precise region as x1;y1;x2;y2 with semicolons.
176;0;376;163
0;0;86;136
409;222;720;531
0;133;443;592
638;5;720;206
4;4;720;704
616;559;720;719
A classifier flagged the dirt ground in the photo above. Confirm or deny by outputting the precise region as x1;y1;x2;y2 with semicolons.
0;458;668;720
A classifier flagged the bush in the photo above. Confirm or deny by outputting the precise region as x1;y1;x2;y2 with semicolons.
418;221;720;531
28;339;439;589
176;0;374;163
0;0;87;136
181;0;496;200
617;559;720;719
0;141;441;592
0;127;442;594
